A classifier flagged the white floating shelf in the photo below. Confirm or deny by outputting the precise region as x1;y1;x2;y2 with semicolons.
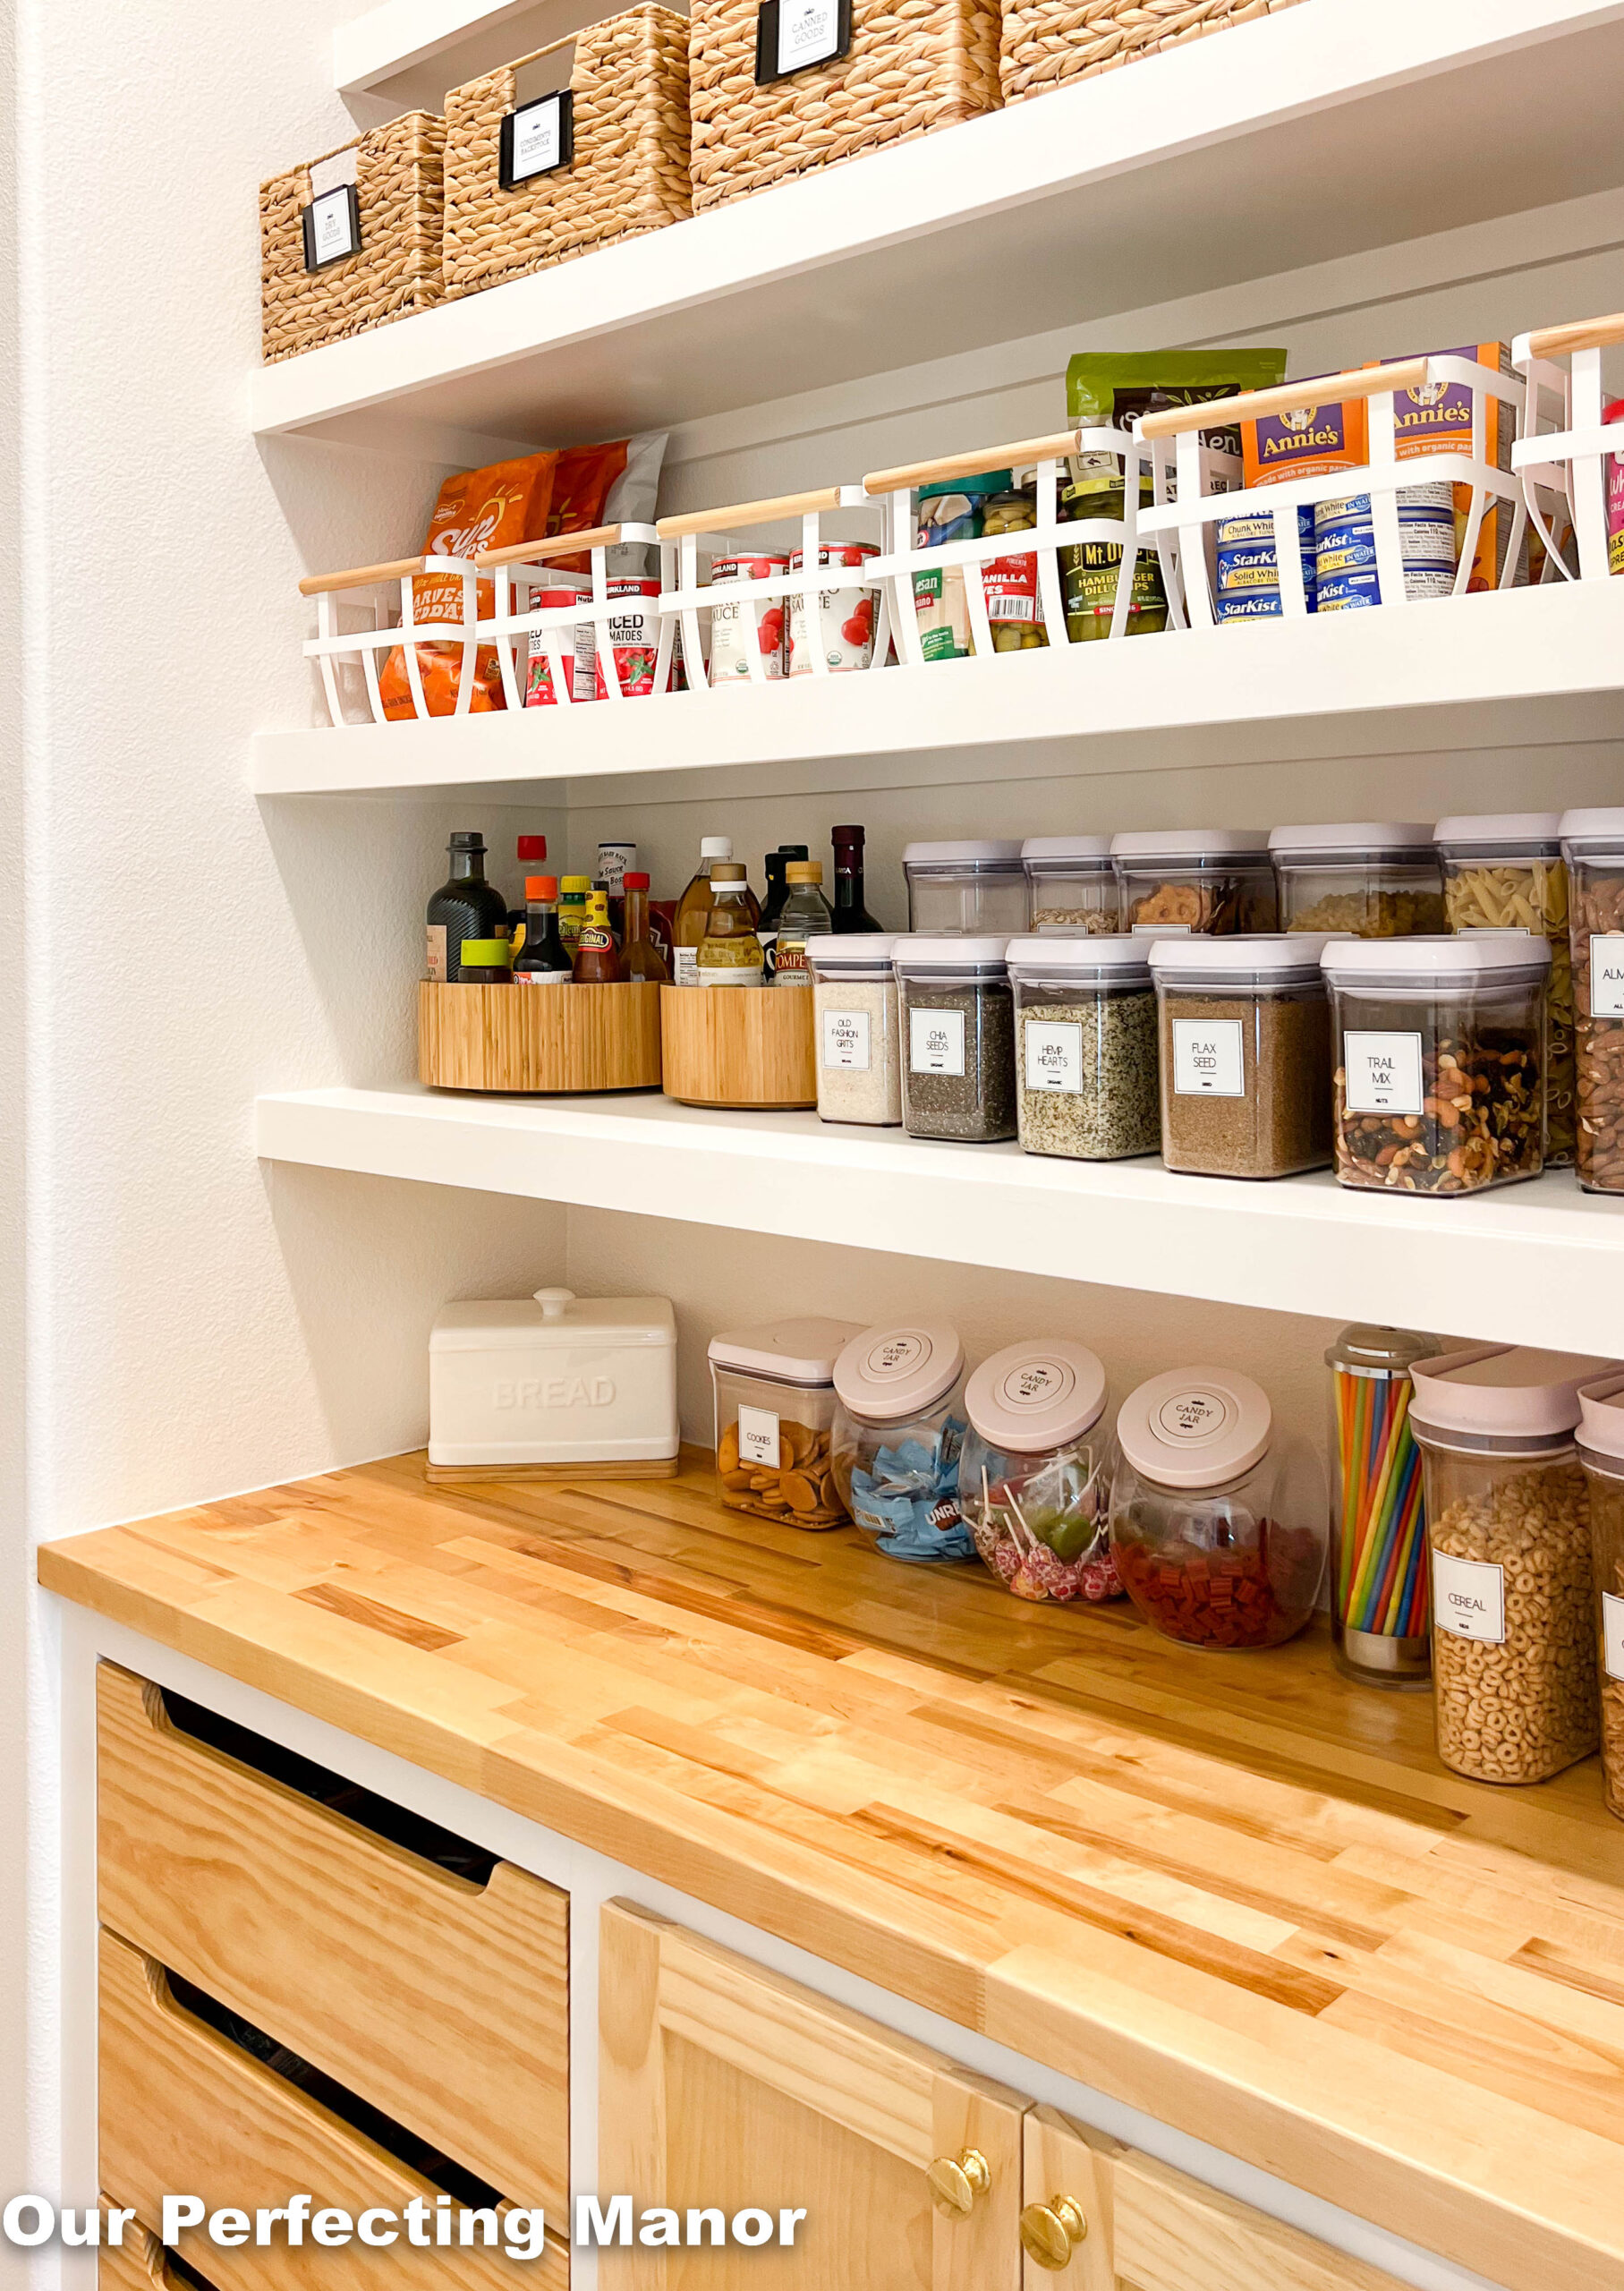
258;1083;1624;1352
252;577;1624;803
268;0;1624;456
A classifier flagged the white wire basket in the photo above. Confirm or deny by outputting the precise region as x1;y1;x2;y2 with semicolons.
1512;311;1624;585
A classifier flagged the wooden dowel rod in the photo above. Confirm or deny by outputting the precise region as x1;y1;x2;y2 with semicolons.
298;555;428;596
862;433;1079;498
1524;313;1624;360
477;524;625;567
1139;360;1433;440
657;486;844;540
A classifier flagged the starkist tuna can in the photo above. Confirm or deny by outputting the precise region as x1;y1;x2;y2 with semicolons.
1215;503;1314;620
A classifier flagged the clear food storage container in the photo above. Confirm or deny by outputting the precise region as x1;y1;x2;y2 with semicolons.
1410;1346;1610;1784
895;936;1016;1144
1111;828;1277;935
832;1321;972;1563
1577;1373;1624;1822
710;1317;864;1529
1149;935;1339;1180
1109;1367;1326;1649
961;1340;1121;1604
1268;822;1444;937
1021;836;1119;934
807;934;901;1127
1560;807;1624;1193
1322;935;1550;1196
1325;1324;1438;1689
1008;935;1159;1162
903;841;1027;934
1438;813;1573;1167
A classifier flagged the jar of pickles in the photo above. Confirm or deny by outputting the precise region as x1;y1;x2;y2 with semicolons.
961;1341;1120;1603
1437;813;1573;1166
1111;830;1277;935
982;476;1048;652
1577;1373;1624;1822
1269;822;1444;937
832;1321;973;1563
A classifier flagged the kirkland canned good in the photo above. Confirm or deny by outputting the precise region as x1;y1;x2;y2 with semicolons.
591;578;674;697
708;554;789;684
523;585;594;705
787;543;880;675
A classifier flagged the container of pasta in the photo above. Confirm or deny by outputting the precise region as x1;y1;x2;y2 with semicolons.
1437;813;1573;1166
1269;822;1444;938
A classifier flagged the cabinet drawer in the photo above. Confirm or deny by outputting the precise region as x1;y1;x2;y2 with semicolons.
97;1664;565;2212
99;1930;555;2289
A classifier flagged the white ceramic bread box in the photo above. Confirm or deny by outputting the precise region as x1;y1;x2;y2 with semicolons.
427;1287;679;1483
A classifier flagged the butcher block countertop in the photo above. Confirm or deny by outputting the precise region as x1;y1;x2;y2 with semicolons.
39;1449;1624;2291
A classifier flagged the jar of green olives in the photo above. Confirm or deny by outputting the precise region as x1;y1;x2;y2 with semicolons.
982;479;1049;652
960;1340;1121;1603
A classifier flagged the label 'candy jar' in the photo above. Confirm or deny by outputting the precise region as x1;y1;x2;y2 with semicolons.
831;1321;972;1563
961;1340;1121;1603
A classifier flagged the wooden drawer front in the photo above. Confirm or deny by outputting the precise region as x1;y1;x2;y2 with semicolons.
96;1664;566;2212
599;1902;1026;2288
99;1931;556;2289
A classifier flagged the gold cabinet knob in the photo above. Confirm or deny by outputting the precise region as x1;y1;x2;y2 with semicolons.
927;2148;991;2219
1019;2196;1089;2270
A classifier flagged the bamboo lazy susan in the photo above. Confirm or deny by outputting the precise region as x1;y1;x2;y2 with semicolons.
660;984;817;1108
419;981;662;1093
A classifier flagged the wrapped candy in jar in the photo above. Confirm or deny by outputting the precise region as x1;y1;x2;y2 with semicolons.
1110;1367;1326;1649
831;1321;973;1563
961;1340;1121;1603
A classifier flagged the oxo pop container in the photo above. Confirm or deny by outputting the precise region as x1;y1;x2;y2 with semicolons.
1560;807;1624;1192
960;1340;1121;1604
1150;934;1339;1180
1268;822;1444;938
429;1287;676;1469
710;1316;864;1530
1410;1346;1610;1784
1577;1373;1624;1822
903;841;1027;934
1021;836;1119;934
1111;828;1277;935
808;934;902;1127
832;1321;972;1563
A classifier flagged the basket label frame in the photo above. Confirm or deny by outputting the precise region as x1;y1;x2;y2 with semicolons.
500;90;575;189
755;0;852;83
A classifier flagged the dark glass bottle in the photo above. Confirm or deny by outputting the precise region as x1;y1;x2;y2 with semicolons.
831;824;882;933
759;843;809;978
428;831;509;983
506;833;548;938
514;876;573;984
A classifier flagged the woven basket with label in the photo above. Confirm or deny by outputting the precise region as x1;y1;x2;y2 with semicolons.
259;111;446;363
1000;0;1305;106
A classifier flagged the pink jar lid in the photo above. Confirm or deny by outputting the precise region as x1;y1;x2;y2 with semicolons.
1409;1344;1619;1448
1116;1366;1271;1489
1578;1373;1624;1461
709;1317;866;1385
834;1321;965;1421
965;1340;1107;1452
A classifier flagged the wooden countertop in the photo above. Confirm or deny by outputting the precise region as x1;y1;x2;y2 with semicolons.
41;1451;1624;2291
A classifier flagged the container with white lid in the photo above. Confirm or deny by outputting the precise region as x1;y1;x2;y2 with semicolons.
1108;1366;1325;1649
1268;821;1443;938
1149;934;1342;1180
1006;934;1158;1163
429;1288;677;1471
1577;1372;1624;1823
1560;808;1624;1192
961;1340;1121;1603
1322;934;1550;1197
710;1316;866;1529
1409;1345;1609;1785
831;1320;973;1563
1021;835;1119;935
806;934;902;1128
902;840;1026;935
1110;828;1276;935
893;935;1016;1144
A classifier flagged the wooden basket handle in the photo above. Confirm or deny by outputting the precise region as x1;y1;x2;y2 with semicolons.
298;555;429;597
1138;359;1433;440
862;432;1079;498
657;486;845;541
477;524;625;568
1522;312;1624;361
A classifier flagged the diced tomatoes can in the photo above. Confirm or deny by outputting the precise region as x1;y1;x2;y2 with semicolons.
708;554;789;683
591;577;673;698
523;583;593;706
787;542;881;675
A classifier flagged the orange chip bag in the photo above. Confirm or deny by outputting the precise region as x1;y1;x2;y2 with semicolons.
379;452;557;720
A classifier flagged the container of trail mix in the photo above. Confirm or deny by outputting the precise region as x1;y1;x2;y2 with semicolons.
1322;935;1549;1197
1269;822;1444;937
1110;828;1277;935
1020;836;1119;934
1576;1371;1624;1822
894;936;1016;1143
1008;935;1158;1161
1560;807;1624;1192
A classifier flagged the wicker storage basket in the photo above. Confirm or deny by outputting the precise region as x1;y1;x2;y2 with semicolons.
443;9;691;297
689;0;999;212
260;112;446;362
1000;0;1305;104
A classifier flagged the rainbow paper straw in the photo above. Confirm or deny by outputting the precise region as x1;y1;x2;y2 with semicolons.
1334;1367;1429;1640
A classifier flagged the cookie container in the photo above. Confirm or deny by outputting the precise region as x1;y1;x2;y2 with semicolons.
1322;935;1550;1197
1150;934;1339;1180
1109;1367;1326;1650
903;840;1027;934
1269;822;1444;938
1021;836;1119;933
1410;1346;1611;1784
1576;1373;1624;1821
1438;813;1573;1165
1560;807;1624;1192
832;1321;972;1563
1111;829;1277;936
710;1316;865;1529
1008;934;1159;1162
895;936;1017;1143
961;1341;1120;1603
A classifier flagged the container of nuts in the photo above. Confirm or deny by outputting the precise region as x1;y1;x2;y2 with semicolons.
1410;1345;1612;1785
1268;822;1445;937
1322;935;1550;1197
710;1317;865;1530
1576;1373;1624;1823
1560;807;1624;1193
1437;813;1574;1166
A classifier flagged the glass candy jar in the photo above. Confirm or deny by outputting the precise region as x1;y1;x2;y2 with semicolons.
832;1321;973;1563
961;1340;1120;1603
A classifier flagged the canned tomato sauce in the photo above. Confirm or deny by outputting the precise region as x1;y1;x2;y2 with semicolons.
787;542;880;675
708;554;788;683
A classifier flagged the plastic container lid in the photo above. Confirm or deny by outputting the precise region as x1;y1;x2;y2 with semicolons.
892;934;1009;973
834;1321;965;1421
1320;933;1550;983
1116;1367;1273;1489
965;1340;1108;1452
1409;1345;1618;1451
431;1290;676;1351
700;836;733;860
1021;836;1114;864
1577;1372;1624;1464
1006;934;1149;976
1559;808;1624;849
902;840;1024;869
1266;822;1434;857
709;1316;867;1385
1110;829;1270;863
805;933;898;969
1433;813;1561;849
1148;933;1346;982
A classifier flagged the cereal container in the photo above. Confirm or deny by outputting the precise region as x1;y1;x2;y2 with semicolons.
1149;935;1339;1180
710;1317;865;1529
1021;836;1119;934
1410;1346;1611;1784
808;934;902;1127
961;1341;1120;1604
832;1322;973;1563
707;553;788;683
1325;1324;1438;1688
1109;1367;1326;1650
1559;808;1624;1192
1268;822;1444;937
903;841;1027;934
895;936;1017;1144
1111;829;1277;935
787;542;880;676
1576;1374;1624;1821
1322;935;1550;1197
1438;813;1573;1165
1008;935;1159;1163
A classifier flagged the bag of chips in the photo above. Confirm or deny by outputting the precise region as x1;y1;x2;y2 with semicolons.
379;453;557;720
